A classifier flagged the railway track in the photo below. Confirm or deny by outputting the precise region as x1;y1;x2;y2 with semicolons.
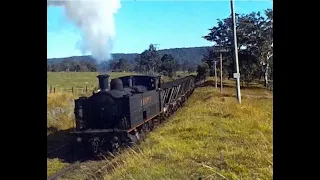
47;130;75;158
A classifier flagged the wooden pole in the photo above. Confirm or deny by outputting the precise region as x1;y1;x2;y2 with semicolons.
220;53;223;93
214;61;217;89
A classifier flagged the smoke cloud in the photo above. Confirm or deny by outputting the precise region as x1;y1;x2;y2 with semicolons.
47;0;121;62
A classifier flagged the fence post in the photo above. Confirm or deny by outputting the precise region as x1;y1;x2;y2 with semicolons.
72;87;74;94
53;87;55;94
50;84;52;94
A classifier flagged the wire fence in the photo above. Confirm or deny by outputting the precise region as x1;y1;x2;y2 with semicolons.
47;78;272;95
47;84;96;95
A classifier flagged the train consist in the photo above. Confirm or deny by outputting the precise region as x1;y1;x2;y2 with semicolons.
72;74;197;156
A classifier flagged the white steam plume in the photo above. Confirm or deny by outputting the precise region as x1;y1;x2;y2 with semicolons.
47;0;121;62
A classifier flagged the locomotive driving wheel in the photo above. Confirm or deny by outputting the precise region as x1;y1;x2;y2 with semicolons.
109;136;120;155
139;124;148;141
149;120;154;131
126;130;139;147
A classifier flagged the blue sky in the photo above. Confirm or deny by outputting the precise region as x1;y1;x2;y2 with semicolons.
47;0;272;58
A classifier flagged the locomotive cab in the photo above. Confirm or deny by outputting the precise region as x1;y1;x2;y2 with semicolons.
119;75;161;92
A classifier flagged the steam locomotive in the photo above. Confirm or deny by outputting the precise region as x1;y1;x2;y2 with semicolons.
71;74;196;156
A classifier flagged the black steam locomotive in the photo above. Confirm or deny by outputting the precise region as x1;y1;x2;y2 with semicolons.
72;74;196;155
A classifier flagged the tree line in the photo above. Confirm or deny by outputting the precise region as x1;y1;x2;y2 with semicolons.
47;60;97;72
48;44;197;78
108;44;196;77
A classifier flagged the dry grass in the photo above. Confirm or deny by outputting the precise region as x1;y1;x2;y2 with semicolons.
47;93;77;131
98;86;273;180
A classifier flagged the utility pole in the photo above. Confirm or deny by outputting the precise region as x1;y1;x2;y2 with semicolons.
230;0;241;104
220;53;223;93
214;61;217;89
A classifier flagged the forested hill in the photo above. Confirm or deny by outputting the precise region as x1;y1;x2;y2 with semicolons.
47;46;210;65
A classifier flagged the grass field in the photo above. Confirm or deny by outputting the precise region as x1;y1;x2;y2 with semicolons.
47;72;273;179
47;72;135;94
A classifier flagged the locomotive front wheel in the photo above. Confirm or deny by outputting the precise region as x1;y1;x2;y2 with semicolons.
149;121;154;131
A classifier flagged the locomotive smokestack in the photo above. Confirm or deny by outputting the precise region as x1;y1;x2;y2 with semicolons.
97;74;110;91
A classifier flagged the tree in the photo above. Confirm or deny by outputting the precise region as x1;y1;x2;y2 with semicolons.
160;54;178;78
261;9;273;86
97;60;109;72
108;59;118;71
47;64;53;71
238;51;260;86
202;48;218;77
137;44;161;74
47;59;98;72
196;62;209;81
203;9;273;87
134;54;145;73
188;66;196;73
118;58;132;72
203;16;236;79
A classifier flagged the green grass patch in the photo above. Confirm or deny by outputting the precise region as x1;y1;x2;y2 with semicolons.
47;72;135;93
47;158;69;177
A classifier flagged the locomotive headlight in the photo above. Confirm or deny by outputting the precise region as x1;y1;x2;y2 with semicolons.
76;137;82;142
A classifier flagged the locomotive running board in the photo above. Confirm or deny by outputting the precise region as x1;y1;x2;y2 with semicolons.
70;129;127;134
